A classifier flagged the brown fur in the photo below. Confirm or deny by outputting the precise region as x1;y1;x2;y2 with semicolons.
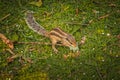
25;12;77;53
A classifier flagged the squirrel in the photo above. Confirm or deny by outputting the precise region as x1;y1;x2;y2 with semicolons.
25;11;79;53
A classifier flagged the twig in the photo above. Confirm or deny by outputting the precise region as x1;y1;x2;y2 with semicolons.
5;48;33;63
98;14;109;19
95;65;104;80
76;8;79;16
14;41;63;46
64;22;81;25
6;49;15;55
0;33;14;49
0;13;11;22
7;51;33;63
7;54;21;62
21;56;33;63
65;20;93;26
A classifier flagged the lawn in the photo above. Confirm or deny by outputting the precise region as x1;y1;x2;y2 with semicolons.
0;0;120;80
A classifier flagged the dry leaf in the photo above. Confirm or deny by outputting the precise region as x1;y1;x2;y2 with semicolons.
117;10;120;13
117;34;120;40
7;57;14;62
0;33;14;49
71;51;80;58
63;54;69;60
26;58;33;63
29;0;42;7
80;36;86;45
109;3;116;7
75;51;80;57
88;19;93;24
63;51;80;59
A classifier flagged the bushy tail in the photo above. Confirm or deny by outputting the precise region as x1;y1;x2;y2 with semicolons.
25;11;48;37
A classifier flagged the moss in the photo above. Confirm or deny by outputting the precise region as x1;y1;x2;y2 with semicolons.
0;0;120;80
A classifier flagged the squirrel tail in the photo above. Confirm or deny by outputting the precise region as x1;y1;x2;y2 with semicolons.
25;11;48;37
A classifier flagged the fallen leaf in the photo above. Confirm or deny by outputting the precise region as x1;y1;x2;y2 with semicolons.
80;36;86;45
63;5;69;11
0;33;14;49
29;0;42;7
75;51;80;57
117;10;120;13
7;57;14;62
88;19;93;24
117;34;120;40
109;3;116;7
63;54;69;60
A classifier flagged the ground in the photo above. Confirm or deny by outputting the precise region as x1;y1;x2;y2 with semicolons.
0;0;120;80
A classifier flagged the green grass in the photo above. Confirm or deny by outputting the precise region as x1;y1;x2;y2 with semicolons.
0;0;120;80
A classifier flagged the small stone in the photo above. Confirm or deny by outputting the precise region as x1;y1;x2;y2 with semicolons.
102;59;104;62
50;54;52;56
71;18;74;20
92;75;95;77
107;33;110;36
116;55;118;57
92;48;95;50
80;62;82;64
102;33;104;35
83;73;86;75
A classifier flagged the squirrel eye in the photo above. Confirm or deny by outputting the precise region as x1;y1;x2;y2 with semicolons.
66;38;73;44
